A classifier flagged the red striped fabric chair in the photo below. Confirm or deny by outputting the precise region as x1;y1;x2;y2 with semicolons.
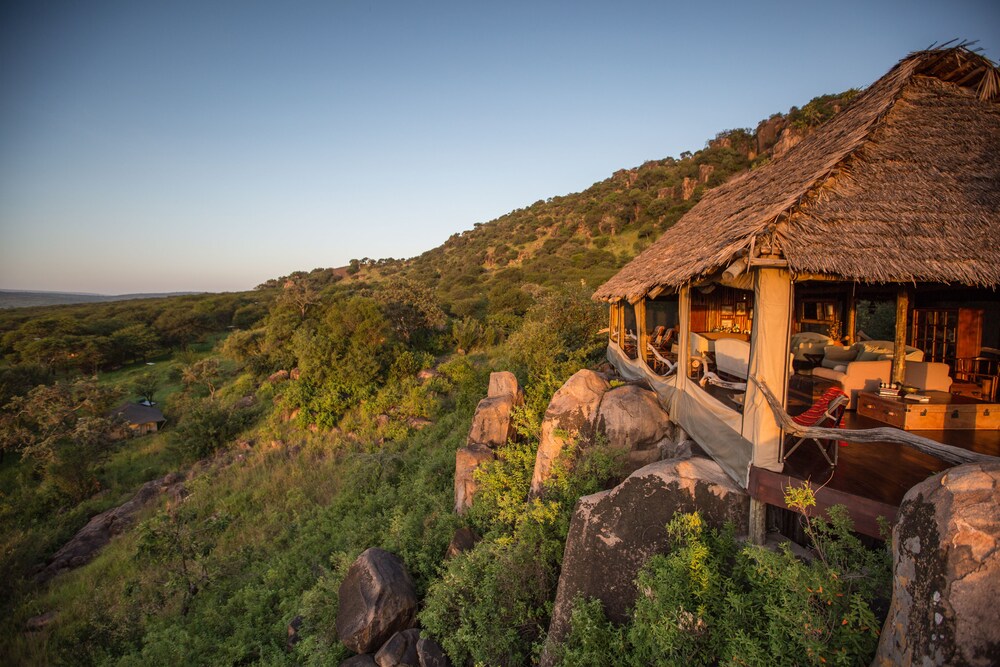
781;386;849;468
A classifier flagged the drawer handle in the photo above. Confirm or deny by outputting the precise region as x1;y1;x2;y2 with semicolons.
951;410;960;419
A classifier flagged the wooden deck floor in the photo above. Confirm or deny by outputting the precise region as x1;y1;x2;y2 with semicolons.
751;376;1000;538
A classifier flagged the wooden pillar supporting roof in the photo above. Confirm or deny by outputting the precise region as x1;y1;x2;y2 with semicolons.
892;287;910;385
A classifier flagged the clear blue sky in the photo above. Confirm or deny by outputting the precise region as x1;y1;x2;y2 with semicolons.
2;0;998;294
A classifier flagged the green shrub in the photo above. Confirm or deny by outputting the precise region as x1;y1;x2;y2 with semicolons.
422;439;625;666
555;489;891;667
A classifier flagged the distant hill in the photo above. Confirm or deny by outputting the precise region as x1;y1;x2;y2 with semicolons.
0;290;204;309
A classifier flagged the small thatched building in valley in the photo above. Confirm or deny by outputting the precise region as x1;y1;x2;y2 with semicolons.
594;45;1000;538
111;402;167;437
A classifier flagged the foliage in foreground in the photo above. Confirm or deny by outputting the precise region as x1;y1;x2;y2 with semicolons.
555;488;891;667
420;428;624;667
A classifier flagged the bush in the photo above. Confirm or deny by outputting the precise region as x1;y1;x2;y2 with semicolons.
554;487;891;667
422;439;625;666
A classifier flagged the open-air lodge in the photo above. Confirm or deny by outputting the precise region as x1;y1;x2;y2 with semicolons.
593;46;1000;539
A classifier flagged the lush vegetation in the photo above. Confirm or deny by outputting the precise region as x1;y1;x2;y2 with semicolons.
0;89;884;665
553;487;891;667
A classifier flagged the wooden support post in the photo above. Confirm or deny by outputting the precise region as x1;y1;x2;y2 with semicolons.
892;287;909;385
609;302;619;344
749;497;767;545
845;287;856;344
636;299;649;363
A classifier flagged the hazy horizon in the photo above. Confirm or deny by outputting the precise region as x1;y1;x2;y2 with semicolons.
2;0;998;294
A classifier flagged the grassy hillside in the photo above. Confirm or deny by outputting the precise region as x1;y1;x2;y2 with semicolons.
0;89;881;665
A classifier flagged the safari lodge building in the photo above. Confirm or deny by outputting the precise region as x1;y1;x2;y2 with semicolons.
593;47;1000;538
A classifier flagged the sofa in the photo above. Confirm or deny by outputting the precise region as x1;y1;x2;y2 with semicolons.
818;340;924;371
790;332;834;363
811;341;926;408
813;360;892;409
903;361;953;393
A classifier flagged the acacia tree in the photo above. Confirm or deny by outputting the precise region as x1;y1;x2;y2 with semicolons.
369;278;447;345
0;378;122;498
132;371;160;404
182;359;221;399
278;272;321;319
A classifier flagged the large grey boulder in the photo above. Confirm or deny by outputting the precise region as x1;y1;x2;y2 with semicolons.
874;461;1000;666
454;444;495;515
340;655;377;667
595;384;670;473
374;628;420;667
530;370;610;494
542;457;749;665
467;371;523;448
336;549;418;655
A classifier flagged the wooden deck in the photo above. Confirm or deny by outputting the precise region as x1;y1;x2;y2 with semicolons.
750;410;1000;538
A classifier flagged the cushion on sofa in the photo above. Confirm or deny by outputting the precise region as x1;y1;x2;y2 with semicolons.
856;341;894;361
821;345;857;369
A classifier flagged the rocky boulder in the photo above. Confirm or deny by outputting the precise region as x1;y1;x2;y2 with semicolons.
772;126;806;158
542;457;749;664
37;473;185;582
340;655;377;667
467;395;518;448
487;371;522;402
874;461;1000;666
374;628;420;667
467;371;523;448
416;636;451;667
595;384;670;473
445;526;479;559
454;444;495;515
336;548;418;655
530;370;610;495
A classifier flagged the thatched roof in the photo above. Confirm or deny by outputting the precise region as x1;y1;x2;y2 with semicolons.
594;46;1000;302
112;402;166;425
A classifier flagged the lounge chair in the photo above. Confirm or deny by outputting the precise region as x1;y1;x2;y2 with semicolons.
780;386;849;468
647;342;678;376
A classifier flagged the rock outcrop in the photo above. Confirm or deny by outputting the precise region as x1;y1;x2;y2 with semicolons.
467;371;523;448
487;371;522;403
374;628;420;667
336;548;418;655
595;384;671;473
445;526;479;559
874;462;1000;666
530;370;610;495
771;126;806;158
542;457;749;664
340;655;377;667
416;636;450;667
37;473;185;582
453;444;495;515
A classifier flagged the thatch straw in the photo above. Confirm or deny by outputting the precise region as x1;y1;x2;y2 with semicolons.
594;46;1000;302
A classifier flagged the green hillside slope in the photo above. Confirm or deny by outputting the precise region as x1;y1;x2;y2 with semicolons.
0;89;872;666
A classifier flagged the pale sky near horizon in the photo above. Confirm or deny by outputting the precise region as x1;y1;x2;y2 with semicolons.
2;1;998;294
